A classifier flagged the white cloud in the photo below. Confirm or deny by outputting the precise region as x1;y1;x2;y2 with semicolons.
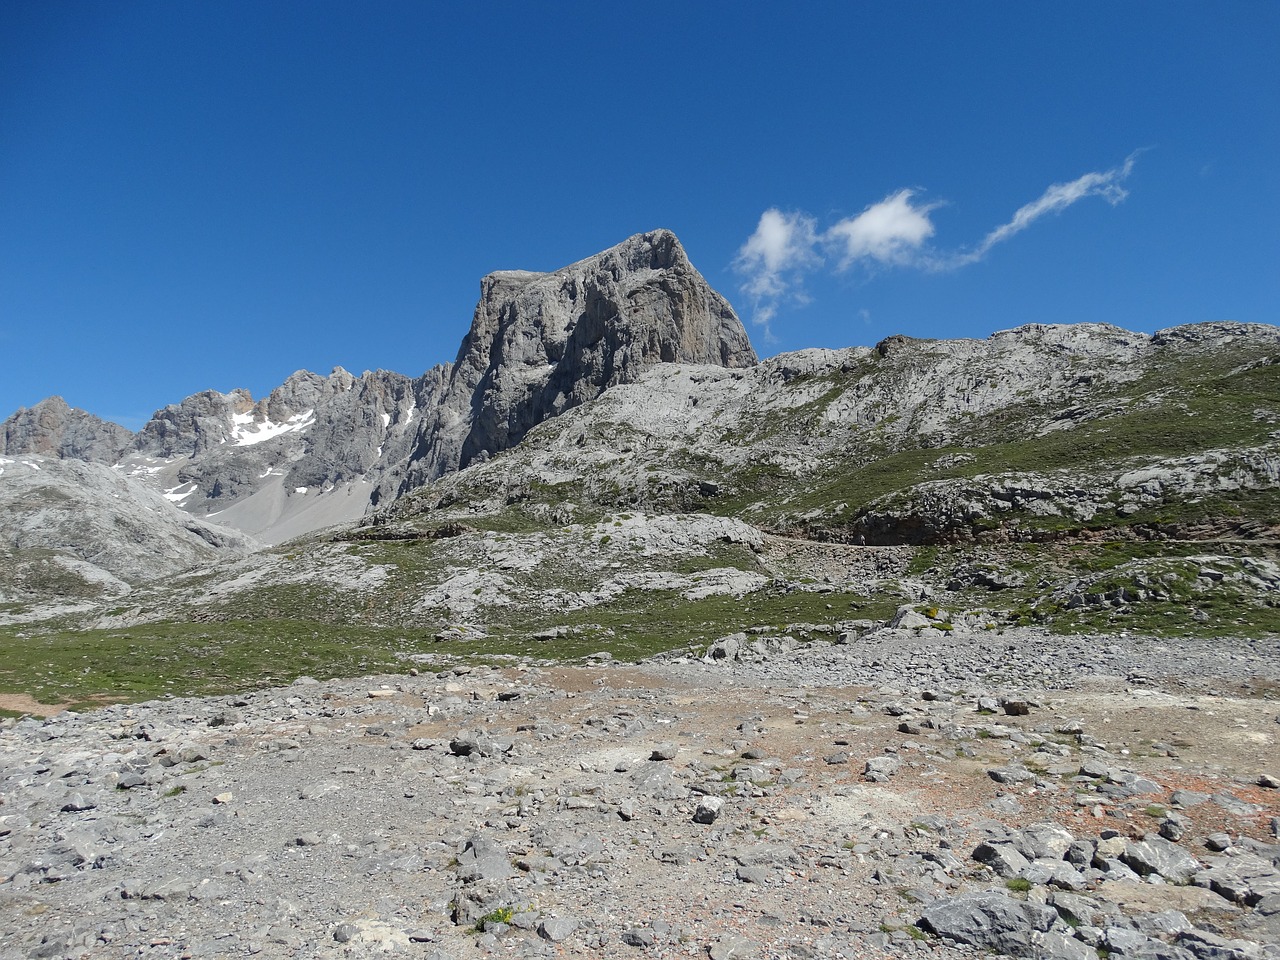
825;190;938;268
947;152;1140;267
735;153;1141;326
733;209;819;327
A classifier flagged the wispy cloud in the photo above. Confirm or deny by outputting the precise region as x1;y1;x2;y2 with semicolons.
943;152;1140;267
733;153;1141;324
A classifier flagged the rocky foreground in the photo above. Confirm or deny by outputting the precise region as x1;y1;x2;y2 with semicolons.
2;626;1279;960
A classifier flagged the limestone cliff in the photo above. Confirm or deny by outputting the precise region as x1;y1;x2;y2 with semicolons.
0;396;133;463
398;229;756;489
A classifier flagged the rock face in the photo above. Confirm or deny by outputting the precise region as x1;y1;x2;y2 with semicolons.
0;396;133;463
400;228;756;487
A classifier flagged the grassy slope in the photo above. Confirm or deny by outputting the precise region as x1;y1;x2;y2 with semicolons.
711;349;1280;535
3;336;1275;713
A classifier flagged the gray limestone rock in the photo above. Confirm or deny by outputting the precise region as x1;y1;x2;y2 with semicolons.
973;841;1031;879
693;797;724;824
864;755;901;782
400;229;756;489
0;396;133;463
708;934;759;959
538;915;578;942
918;890;1058;956
1121;837;1203;884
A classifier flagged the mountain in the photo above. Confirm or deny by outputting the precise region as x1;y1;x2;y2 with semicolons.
396;227;756;491
0;396;133;463
0;229;1276;647
1;229;755;546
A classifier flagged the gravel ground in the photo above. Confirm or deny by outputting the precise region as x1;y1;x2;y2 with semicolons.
2;626;1278;960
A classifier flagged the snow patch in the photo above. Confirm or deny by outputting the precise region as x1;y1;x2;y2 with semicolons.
230;409;315;446
163;481;200;503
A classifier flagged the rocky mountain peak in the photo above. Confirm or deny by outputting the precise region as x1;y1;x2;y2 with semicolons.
0;395;134;463
261;367;357;423
404;229;757;484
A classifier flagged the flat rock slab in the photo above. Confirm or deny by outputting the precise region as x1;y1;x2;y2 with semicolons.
1095;880;1243;915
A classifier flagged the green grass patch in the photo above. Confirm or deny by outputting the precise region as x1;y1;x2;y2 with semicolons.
482;586;897;662
0;619;442;710
0;583;899;708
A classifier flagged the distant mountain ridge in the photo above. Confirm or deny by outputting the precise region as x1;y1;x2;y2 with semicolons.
1;229;758;545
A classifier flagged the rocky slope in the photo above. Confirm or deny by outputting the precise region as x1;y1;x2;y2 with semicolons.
2;628;1277;960
0;456;259;618
0;397;133;464
380;320;1280;545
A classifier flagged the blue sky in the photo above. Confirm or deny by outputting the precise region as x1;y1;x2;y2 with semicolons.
2;2;1277;429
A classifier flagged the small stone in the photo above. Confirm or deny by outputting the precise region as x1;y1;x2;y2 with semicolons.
973;841;1031;878
1204;832;1232;852
1120;837;1201;884
709;934;759;959
61;793;96;813
538;915;578;942
177;743;209;763
864;755;901;782
650;744;678;761
622;928;657;947
694;797;724;824
212;792;233;804
1080;759;1110;779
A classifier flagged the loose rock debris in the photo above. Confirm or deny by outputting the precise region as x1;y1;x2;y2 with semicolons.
2;626;1278;959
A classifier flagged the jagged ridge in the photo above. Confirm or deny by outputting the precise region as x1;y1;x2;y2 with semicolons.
1;230;755;545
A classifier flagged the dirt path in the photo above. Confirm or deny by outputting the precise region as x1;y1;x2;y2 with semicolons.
0;692;69;717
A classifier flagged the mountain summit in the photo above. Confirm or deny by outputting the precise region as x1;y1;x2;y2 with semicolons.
400;229;757;489
1;230;756;546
